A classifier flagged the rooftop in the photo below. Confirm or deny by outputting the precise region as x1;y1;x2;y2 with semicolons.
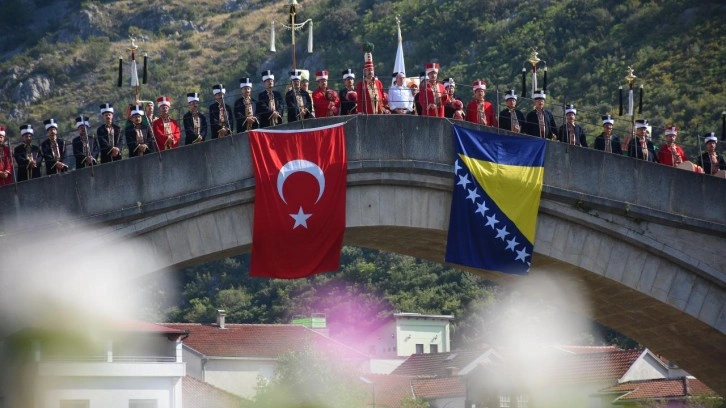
391;349;494;377
394;312;455;320
548;348;645;384
163;323;367;360
600;377;719;402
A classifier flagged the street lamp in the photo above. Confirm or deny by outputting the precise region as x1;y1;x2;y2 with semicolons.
269;0;313;70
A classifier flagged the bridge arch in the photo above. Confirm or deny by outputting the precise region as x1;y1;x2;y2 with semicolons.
0;115;724;393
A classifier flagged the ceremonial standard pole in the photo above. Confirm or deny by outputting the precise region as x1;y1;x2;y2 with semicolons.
270;0;314;70
620;66;642;152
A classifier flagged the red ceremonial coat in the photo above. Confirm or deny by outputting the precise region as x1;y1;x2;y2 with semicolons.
312;88;340;117
152;117;181;151
465;100;498;127
421;82;449;117
657;143;688;166
355;79;387;114
0;145;13;186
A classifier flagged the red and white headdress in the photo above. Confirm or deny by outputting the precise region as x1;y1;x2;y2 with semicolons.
156;96;172;107
472;80;487;91
425;62;439;74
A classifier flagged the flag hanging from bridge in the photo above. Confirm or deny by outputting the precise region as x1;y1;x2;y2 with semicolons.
248;124;347;279
445;125;546;275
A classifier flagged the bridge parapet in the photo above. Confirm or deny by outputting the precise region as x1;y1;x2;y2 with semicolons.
1;115;724;233
1;115;725;393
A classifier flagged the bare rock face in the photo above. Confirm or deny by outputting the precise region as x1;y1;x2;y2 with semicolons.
55;4;113;43
12;75;52;106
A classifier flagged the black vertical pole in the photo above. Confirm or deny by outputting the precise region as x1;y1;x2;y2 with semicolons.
117;58;123;87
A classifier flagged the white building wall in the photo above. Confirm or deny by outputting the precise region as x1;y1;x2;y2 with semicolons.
361;321;398;358
620;353;668;383
182;349;203;380
368;358;406;374
203;358;277;399
396;320;449;357
39;376;179;408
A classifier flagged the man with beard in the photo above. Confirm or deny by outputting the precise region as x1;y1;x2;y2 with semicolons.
312;70;339;117
126;104;155;157
209;84;233;138
524;89;557;139
497;90;524;133
286;70;313;122
233;78;258;132
40;118;68;175
593;115;622;154
338;69;357;115
355;44;389;115
421;63;449;117
257;71;284;127
14;124;41;181
558;104;587;147
152;96;181;151
97;103;122;163
697;132;726;176
183;92;208;144
656;126;688;166
466;80;497;127
627;119;658;162
443;78;460;118
72;115;99;169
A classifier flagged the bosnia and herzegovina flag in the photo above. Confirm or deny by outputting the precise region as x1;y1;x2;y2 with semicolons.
445;125;546;275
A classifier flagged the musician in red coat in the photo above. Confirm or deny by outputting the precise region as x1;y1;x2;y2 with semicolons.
420;62;449;117
355;46;390;114
312;70;339;117
657;126;688;166
465;80;497;127
152;96;181;151
0;126;13;186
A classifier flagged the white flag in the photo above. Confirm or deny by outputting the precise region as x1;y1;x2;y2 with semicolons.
628;89;634;116
392;18;405;86
130;56;139;87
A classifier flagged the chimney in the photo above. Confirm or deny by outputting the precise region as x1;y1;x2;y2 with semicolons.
216;309;226;329
446;366;459;376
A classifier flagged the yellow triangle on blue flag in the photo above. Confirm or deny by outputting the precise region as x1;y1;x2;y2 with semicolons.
445;125;546;275
458;153;543;244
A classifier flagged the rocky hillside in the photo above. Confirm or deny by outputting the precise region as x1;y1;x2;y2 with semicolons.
0;0;724;150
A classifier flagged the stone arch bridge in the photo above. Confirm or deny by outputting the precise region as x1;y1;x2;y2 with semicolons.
0;116;724;393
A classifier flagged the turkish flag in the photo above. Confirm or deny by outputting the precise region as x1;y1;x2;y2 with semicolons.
248;124;347;278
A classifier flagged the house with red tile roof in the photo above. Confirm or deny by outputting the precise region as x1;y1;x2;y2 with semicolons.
378;348;503;407
359;373;468;408
391;348;503;378
1;317;187;408
597;377;721;407
164;311;369;399
364;345;721;408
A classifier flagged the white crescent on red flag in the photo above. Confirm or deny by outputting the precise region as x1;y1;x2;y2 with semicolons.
248;123;347;279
